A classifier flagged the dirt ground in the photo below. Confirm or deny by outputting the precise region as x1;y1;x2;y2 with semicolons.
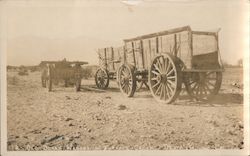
7;68;243;150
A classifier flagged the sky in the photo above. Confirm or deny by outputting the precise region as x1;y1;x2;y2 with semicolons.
1;0;248;66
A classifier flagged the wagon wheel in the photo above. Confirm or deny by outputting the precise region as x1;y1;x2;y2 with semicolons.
184;71;222;100
149;54;182;103
118;64;136;97
95;68;109;89
46;65;53;92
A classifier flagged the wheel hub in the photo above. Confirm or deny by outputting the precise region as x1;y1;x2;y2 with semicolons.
122;76;130;85
160;74;168;84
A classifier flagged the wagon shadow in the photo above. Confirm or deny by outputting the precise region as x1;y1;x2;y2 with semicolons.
175;93;243;107
80;85;120;93
106;87;120;92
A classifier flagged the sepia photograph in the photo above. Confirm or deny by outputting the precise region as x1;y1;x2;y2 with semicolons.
0;0;249;155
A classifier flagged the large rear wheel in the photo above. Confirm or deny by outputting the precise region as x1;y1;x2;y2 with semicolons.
184;71;222;100
149;54;182;103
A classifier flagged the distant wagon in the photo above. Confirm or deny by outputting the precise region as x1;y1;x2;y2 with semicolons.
95;46;124;89
95;46;149;90
40;59;88;92
97;26;224;103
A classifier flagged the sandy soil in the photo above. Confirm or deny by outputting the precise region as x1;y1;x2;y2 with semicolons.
7;68;243;150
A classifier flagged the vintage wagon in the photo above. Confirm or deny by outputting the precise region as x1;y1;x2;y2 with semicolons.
95;46;149;90
40;59;88;92
95;47;124;89
116;26;224;103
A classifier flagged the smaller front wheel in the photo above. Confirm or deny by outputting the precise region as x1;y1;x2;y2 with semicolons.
95;68;109;89
118;64;136;97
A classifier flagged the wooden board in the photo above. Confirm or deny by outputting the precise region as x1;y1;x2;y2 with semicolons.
98;47;123;72
124;29;192;70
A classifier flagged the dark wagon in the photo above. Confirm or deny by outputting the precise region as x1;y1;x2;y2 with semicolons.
40;59;88;92
117;26;224;103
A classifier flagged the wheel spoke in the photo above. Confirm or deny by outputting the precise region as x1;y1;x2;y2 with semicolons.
166;68;174;76
167;76;176;80
201;85;207;95
152;81;161;89
163;84;166;100
165;59;171;74
206;80;215;87
121;83;126;89
155;83;162;95
122;70;126;76
188;80;195;86
160;84;164;99
160;56;167;73
156;58;163;73
124;85;128;93
165;84;170;99
195;85;200;95
166;83;173;97
151;77;158;81
191;83;198;92
152;70;160;76
167;79;176;88
153;64;161;73
204;83;212;93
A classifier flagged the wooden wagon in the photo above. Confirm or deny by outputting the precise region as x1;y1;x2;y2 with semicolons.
40;59;88;92
117;26;224;103
95;47;124;89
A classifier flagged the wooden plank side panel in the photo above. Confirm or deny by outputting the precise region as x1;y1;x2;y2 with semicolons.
105;47;113;71
177;31;190;69
142;39;151;70
124;29;194;71
114;47;123;71
134;40;143;70
98;48;106;68
125;42;136;67
192;34;217;55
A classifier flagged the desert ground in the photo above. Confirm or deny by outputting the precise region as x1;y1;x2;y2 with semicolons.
7;68;243;150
